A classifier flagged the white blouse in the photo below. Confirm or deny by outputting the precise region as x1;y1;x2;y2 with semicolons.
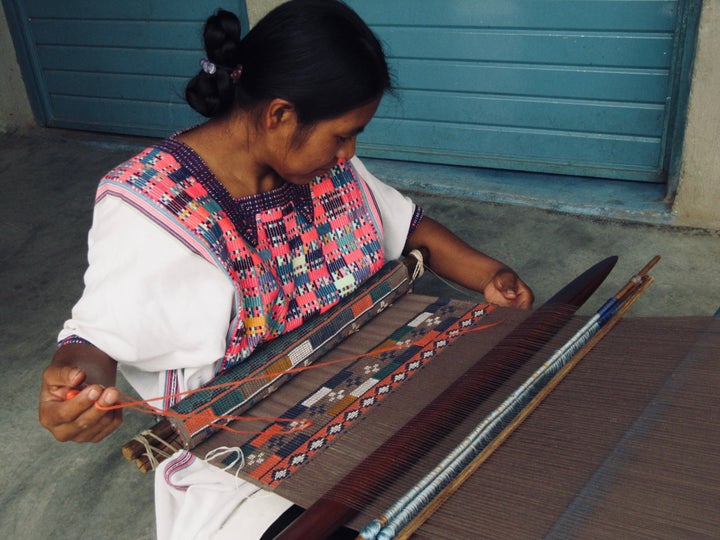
59;156;419;402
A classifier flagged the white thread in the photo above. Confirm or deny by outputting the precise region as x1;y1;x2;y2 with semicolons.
205;446;246;487
205;446;245;471
407;249;425;281
133;430;180;470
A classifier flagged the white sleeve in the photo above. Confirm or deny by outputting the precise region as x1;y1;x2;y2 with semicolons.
59;196;236;392
350;156;419;261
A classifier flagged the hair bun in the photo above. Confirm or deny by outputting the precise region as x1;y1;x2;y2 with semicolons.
203;9;242;66
185;9;243;118
185;71;234;118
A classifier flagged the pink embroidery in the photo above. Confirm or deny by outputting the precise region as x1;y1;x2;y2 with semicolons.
97;142;385;374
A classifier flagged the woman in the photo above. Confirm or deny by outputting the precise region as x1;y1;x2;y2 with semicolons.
39;2;533;538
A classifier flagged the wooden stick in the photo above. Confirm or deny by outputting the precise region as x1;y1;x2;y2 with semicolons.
613;256;659;304
122;418;184;474
394;275;654;539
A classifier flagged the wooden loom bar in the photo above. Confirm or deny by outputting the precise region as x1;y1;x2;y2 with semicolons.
274;256;618;540
393;274;655;539
121;418;176;461
368;267;657;540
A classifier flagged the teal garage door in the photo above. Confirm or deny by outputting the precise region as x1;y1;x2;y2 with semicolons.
6;0;695;183
5;0;247;136
346;0;690;183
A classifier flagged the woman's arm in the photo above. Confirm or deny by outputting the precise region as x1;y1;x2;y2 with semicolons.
405;216;534;309
39;343;123;443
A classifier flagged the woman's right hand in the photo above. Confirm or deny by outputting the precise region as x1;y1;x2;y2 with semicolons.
39;346;123;443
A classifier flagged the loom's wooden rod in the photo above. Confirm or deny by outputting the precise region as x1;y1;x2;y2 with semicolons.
365;264;657;540
273;256;618;540
391;275;654;540
135;431;184;474
126;424;184;473
547;255;660;367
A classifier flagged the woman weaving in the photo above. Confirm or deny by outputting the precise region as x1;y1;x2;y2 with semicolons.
38;1;533;538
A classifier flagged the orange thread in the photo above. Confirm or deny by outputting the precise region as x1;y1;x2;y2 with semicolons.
95;312;503;435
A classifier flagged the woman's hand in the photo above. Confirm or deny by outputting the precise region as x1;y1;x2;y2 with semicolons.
39;364;122;442
482;267;534;309
404;216;535;309
39;344;122;443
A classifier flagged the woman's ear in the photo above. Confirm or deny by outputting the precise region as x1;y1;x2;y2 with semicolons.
264;98;297;131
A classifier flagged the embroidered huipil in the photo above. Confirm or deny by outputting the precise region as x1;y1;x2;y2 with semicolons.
60;139;421;406
58;138;422;540
95;138;386;374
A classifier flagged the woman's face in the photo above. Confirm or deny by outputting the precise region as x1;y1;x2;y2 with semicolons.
275;98;381;184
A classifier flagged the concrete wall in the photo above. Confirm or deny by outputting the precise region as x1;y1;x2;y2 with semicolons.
672;1;720;229
0;1;34;133
246;0;286;25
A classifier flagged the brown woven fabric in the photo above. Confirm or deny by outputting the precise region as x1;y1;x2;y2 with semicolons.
197;307;720;539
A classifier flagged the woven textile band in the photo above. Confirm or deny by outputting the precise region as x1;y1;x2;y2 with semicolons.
196;295;493;487
169;259;414;449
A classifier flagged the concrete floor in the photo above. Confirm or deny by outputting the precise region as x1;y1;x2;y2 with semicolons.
1;129;719;539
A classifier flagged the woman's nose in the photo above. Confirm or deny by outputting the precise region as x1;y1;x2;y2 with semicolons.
337;137;357;160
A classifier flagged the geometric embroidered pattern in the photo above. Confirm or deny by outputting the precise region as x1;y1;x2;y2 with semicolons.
96;138;386;375
230;299;495;486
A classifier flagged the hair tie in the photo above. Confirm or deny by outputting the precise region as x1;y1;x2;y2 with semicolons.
230;65;243;83
200;58;216;75
199;58;242;83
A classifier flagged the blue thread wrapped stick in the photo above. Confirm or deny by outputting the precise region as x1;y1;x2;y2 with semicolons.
361;256;659;540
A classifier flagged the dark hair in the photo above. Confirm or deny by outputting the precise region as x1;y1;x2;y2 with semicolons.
185;0;392;124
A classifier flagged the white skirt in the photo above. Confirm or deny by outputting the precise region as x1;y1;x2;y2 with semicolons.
155;451;293;540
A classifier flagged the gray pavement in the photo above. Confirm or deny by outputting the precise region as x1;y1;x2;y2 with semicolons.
2;129;718;539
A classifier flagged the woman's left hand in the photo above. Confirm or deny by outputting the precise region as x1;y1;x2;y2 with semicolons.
404;216;535;309
482;268;534;309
